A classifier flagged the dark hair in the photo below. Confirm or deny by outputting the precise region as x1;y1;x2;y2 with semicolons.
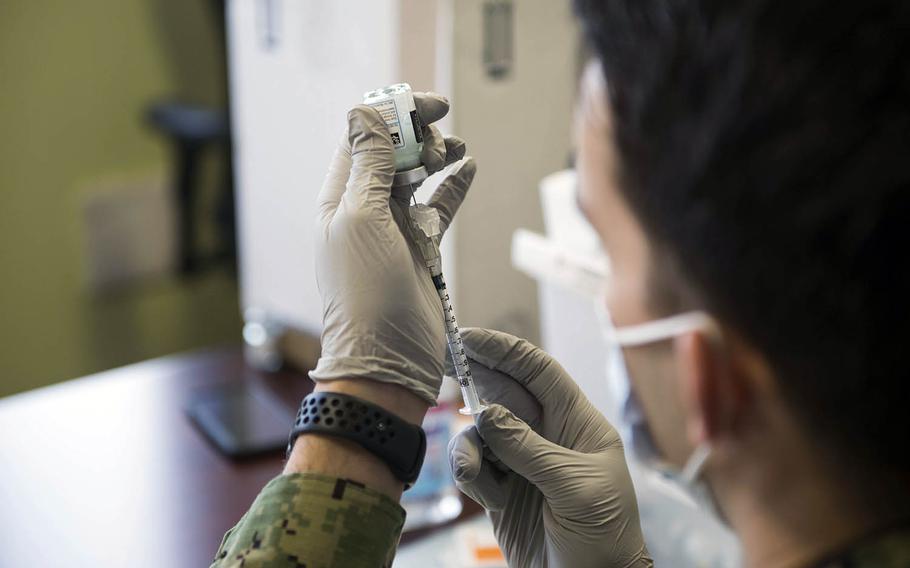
573;0;910;470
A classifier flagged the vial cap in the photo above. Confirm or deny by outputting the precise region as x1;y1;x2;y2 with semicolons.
409;204;441;238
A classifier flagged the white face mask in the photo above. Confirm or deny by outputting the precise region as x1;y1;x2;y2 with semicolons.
597;304;719;513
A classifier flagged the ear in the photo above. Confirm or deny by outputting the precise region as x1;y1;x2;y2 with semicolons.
673;332;741;446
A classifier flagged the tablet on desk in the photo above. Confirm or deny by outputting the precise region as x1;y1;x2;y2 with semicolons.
187;384;294;459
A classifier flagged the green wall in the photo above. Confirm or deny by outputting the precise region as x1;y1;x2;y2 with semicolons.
0;0;241;396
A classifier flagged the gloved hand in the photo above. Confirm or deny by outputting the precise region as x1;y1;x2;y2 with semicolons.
310;93;476;405
448;328;653;568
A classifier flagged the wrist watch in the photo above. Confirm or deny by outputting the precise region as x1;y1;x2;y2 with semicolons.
287;391;427;486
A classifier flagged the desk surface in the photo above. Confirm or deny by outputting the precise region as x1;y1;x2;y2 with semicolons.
0;349;324;567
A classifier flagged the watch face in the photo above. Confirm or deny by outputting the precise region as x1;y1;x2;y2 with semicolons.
404;407;453;500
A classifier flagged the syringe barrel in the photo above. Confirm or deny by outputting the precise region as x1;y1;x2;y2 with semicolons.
459;381;485;415
431;272;487;415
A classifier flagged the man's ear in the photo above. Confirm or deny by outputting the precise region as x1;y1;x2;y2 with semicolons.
673;332;745;446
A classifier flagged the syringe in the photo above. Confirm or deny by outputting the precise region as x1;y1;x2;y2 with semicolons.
407;202;488;416
362;82;485;414
432;271;487;415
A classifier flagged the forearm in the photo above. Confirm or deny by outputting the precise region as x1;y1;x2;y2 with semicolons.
284;378;429;500
212;380;429;568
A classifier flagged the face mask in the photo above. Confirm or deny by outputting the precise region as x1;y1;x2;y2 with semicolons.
597;305;720;514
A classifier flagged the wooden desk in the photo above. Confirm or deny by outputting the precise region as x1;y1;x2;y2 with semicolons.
0;349;343;566
0;347;480;567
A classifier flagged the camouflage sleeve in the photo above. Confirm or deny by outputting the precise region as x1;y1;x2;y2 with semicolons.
211;473;406;568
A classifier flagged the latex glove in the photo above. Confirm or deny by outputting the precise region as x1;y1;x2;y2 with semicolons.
448;328;653;568
311;93;476;405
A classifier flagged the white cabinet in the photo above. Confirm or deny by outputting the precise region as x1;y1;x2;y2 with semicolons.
228;0;579;346
228;0;402;336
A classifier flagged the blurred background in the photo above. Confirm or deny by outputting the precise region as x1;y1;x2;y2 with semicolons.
0;0;240;398
0;0;581;398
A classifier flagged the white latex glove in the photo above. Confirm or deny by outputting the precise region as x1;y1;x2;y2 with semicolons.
310;93;476;405
448;328;653;568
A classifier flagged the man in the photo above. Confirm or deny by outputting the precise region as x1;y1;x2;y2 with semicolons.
213;1;910;566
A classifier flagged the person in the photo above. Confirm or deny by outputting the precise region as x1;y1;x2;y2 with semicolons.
211;1;910;566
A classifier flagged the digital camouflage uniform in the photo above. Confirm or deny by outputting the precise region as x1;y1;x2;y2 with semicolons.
211;473;403;568
212;473;910;568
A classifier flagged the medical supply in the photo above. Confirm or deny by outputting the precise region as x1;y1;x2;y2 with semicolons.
401;403;463;531
408;203;487;416
363;83;428;187
456;521;507;567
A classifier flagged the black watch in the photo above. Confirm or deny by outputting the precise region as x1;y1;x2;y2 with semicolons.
287;392;427;486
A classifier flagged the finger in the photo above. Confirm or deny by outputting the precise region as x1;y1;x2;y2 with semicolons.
443;136;467;166
474;404;575;495
343;105;396;211
420;124;447;174
421;132;467;177
414;92;449;126
444;341;542;429
449;426;507;510
456;459;508;511
449;425;483;483
467;365;542;430
316;129;352;229
427;157;476;234
460;328;582;409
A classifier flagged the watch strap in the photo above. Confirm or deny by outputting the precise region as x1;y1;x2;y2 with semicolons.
287;392;427;486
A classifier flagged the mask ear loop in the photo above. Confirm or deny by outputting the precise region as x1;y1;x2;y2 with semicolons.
594;278;714;346
680;441;712;484
612;312;714;347
598;302;719;481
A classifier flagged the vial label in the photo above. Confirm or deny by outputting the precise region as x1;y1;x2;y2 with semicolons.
363;83;423;171
410;109;423;143
366;99;405;148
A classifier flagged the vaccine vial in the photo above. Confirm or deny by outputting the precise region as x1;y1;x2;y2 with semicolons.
363;83;424;173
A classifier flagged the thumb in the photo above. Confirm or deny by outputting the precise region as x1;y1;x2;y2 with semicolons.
448;426;507;510
474;404;572;496
344;105;395;211
316;130;352;230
